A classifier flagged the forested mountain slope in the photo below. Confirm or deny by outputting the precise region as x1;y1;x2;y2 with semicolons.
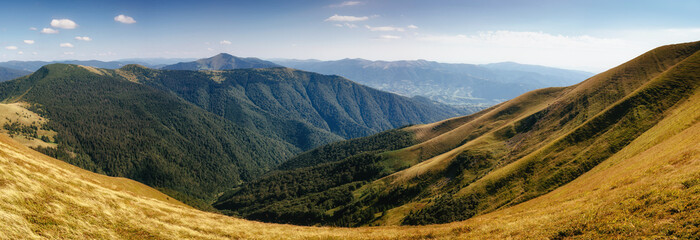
0;64;298;205
0;42;697;240
0;63;467;206
216;41;700;228
126;66;468;140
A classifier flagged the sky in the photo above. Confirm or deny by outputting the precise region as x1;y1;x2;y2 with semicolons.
0;0;699;72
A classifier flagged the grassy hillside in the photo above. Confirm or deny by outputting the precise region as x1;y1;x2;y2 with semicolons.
216;41;700;227
0;70;696;239
0;64;299;205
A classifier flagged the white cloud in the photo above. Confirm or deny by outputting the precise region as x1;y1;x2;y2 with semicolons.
41;28;59;34
407;25;418;29
418;31;626;48
60;43;74;48
366;25;405;32
5;46;18;50
29;27;37;31
334;23;358;28
330;1;362;7
75;36;92;41
207;48;214;51
23;40;35;44
379;35;401;39
17;51;23;55
63;52;74;55
220;40;232;45
51;19;77;29
325;14;368;22
114;14;136;24
32;52;38;55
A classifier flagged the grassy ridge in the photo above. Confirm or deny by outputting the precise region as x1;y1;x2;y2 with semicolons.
214;41;700;227
0;79;697;239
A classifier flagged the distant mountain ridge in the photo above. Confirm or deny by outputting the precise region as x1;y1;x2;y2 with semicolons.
0;66;31;82
161;53;282;70
215;41;700;227
0;59;180;72
272;58;594;106
133;66;469;140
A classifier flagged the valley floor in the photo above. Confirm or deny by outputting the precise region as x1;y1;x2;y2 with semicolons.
1;85;698;239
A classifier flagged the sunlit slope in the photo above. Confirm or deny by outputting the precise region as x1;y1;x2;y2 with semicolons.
214;41;700;227
385;40;700;224
0;80;697;239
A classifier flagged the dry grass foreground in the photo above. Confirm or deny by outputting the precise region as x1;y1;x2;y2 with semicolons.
0;89;698;239
0;84;697;239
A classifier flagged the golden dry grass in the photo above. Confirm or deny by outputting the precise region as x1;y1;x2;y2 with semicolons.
0;88;697;239
0;102;56;149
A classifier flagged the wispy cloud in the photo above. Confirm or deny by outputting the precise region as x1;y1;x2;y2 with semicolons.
60;43;74;48
220;40;232;45
366;25;405;32
75;36;92;41
418;31;625;47
325;14;368;22
23;40;35;45
407;25;418;29
29;27;37;31
330;1;363;7
5;46;18;50
51;19;77;29
114;14;136;24
379;35;401;40
41;28;59;34
334;23;358;28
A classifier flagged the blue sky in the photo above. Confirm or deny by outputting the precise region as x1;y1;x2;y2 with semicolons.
1;0;699;72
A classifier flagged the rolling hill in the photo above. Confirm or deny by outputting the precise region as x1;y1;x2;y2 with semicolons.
161;53;282;70
0;64;300;205
215;41;700;228
0;42;697;239
0;63;467;206
273;58;593;106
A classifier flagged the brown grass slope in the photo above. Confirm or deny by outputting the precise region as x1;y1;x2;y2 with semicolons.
353;41;700;225
0;42;698;239
0;72;697;239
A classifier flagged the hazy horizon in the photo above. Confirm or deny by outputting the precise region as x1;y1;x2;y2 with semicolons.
1;0;699;72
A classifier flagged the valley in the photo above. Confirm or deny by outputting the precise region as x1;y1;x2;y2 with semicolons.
0;42;696;237
1;1;698;238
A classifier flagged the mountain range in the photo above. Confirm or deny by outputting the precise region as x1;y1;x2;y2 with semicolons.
273;58;594;106
215;41;700;227
0;41;697;239
0;63;467;206
0;66;31;82
0;58;196;72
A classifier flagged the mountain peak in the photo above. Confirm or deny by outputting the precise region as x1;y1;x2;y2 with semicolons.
211;53;235;59
161;53;281;70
